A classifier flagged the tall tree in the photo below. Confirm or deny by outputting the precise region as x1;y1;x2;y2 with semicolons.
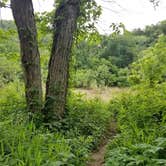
44;0;81;121
10;0;99;122
11;0;42;112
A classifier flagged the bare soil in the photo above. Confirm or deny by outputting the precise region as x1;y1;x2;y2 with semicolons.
88;121;117;166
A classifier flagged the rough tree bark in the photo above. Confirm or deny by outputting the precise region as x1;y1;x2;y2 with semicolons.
44;0;80;121
11;0;42;112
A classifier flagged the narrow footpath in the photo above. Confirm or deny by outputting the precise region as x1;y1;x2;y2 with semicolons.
88;121;117;166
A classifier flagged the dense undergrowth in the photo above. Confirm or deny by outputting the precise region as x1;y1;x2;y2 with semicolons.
105;35;166;166
105;83;166;166
0;20;166;166
0;82;112;166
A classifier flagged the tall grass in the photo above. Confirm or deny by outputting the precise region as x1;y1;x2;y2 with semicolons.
0;82;112;165
105;83;166;166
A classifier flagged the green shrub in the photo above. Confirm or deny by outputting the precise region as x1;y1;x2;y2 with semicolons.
59;93;112;147
116;68;129;87
129;36;166;86
0;82;26;122
108;84;166;144
73;69;96;88
105;84;166;165
0;121;77;166
105;137;166;166
0;55;22;87
0;84;112;165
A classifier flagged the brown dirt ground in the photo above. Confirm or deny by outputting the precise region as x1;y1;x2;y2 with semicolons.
88;121;117;166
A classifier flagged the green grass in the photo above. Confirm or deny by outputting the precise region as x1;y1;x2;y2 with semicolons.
105;83;166;166
0;82;112;166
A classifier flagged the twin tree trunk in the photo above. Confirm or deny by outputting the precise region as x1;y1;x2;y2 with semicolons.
11;0;80;121
44;0;80;121
11;0;43;112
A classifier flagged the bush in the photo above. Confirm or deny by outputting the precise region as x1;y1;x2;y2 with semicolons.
73;66;129;88
73;69;96;88
105;137;166;166
109;84;166;144
105;84;166;165
0;122;76;166
0;55;22;87
66;93;112;140
0;82;26;122
129;36;166;86
0;84;112;165
116;68;129;87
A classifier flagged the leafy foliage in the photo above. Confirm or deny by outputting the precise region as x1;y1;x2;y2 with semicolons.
0;12;166;166
129;36;166;86
0;82;112;165
105;138;166;166
105;83;166;165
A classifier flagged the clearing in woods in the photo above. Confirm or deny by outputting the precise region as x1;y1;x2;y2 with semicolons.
74;87;129;102
75;87;127;166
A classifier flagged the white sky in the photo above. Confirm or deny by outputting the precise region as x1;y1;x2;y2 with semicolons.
0;0;166;34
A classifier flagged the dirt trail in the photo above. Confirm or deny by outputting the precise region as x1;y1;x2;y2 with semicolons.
88;144;107;166
88;121;117;166
74;88;121;165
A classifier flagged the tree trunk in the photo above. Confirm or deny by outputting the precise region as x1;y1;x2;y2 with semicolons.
44;0;80;121
11;0;42;112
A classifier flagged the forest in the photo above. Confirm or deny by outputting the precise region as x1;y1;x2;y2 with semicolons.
0;0;166;165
